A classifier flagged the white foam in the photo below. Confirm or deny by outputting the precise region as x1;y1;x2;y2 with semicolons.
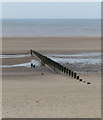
1;60;40;68
1;62;30;68
0;54;31;58
47;52;103;57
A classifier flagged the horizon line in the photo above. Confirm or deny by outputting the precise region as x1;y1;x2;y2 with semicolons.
1;18;101;20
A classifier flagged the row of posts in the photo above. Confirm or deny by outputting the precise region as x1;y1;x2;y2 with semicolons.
57;66;82;81
31;49;82;81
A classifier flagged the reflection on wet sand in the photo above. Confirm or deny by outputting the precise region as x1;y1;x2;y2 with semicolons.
1;52;101;68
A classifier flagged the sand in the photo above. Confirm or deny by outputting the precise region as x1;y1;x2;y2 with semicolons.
2;36;101;118
2;36;101;54
2;72;101;118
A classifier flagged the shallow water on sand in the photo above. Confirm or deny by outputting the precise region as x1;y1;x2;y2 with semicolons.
50;57;101;65
46;52;102;57
47;52;101;65
1;52;102;68
1;60;41;68
0;54;31;58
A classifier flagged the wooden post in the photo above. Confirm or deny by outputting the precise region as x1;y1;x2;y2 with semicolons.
60;65;62;71
64;67;66;74
77;76;79;80
79;79;82;81
31;63;33;68
69;69;71;76
71;71;73;77
62;66;63;73
63;67;64;74
33;65;35;68
66;68;68;75
74;73;76;79
87;82;90;84
30;49;32;55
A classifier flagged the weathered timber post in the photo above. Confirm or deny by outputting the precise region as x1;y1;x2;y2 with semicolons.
31;49;33;55
71;71;74;77
66;68;68;75
64;67;66;74
79;79;82;81
31;63;33;68
62;67;64;74
77;76;79;80
87;82;90;84
61;66;63;73
69;69;71;76
59;64;62;73
74;73;77;79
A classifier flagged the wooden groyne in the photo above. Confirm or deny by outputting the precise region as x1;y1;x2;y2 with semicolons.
30;49;83;81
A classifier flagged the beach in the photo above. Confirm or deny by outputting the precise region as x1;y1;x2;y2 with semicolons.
2;36;101;118
2;36;100;54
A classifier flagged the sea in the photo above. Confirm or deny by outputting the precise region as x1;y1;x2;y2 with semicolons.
1;19;101;37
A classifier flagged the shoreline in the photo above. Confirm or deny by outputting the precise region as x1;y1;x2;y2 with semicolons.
1;36;101;38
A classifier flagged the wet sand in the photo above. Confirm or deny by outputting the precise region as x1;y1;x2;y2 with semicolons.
2;36;101;118
2;36;101;54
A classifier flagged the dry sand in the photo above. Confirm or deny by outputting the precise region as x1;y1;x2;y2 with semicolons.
2;36;101;118
2;71;101;118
